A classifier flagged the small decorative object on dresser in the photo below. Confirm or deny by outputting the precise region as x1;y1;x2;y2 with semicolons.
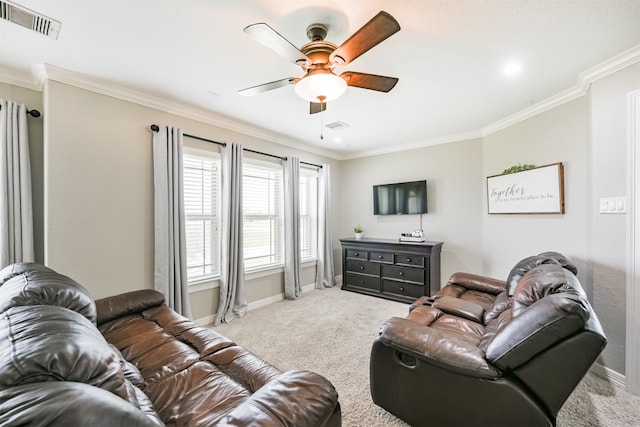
353;225;363;239
340;237;443;303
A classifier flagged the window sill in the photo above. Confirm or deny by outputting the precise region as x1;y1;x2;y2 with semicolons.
188;276;219;293
245;264;284;281
188;259;318;293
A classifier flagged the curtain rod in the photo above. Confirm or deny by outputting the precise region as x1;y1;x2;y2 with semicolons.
149;124;322;168
0;105;42;118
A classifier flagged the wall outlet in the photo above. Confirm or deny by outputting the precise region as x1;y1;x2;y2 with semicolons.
599;197;627;214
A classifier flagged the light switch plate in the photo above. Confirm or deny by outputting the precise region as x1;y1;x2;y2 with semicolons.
600;197;627;214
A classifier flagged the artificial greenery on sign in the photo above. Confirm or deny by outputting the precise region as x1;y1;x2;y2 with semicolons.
502;163;535;174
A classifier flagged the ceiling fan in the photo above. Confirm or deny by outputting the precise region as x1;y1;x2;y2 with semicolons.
238;11;401;114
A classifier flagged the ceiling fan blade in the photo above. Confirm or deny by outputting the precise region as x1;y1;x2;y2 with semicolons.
238;78;298;96
329;11;400;66
310;102;327;115
340;72;398;92
244;23;311;65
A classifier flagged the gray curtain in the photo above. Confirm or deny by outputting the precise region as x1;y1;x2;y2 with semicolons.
0;100;34;269
316;164;335;289
284;156;301;299
215;142;247;324
152;125;191;317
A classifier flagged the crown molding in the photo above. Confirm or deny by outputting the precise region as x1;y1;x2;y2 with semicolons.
481;44;640;137
0;64;45;91
342;130;484;160
41;64;343;161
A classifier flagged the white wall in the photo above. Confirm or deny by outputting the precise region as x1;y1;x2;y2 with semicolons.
482;97;590;279
339;138;484;282
42;80;341;321
588;64;640;374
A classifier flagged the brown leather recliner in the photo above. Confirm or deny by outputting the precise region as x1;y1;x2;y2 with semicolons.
0;262;341;426
370;253;606;427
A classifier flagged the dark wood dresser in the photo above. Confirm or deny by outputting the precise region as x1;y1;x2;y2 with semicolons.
339;238;443;303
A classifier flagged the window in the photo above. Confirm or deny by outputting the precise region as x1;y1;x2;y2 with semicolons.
183;149;318;282
183;149;220;282
300;168;318;261
243;159;284;270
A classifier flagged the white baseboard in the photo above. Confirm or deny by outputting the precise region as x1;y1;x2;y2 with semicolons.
591;362;626;390
194;314;216;326
194;281;318;326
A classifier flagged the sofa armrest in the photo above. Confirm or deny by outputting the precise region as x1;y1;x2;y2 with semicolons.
432;295;485;323
378;317;499;379
220;370;340;427
445;272;507;296
96;290;165;325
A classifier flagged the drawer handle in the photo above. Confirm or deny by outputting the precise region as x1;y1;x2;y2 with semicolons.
354;252;359;256
360;266;365;270
400;287;405;291
406;258;412;262
399;271;404;276
378;255;383;259
360;280;365;284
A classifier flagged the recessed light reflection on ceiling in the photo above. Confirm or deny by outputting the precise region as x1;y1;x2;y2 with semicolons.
503;61;522;76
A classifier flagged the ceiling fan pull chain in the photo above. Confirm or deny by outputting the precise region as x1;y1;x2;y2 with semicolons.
318;96;326;140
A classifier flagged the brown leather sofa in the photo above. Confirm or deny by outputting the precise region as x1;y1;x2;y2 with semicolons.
370;252;606;427
0;263;341;426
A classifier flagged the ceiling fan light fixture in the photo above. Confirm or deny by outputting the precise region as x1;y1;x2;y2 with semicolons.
294;72;347;103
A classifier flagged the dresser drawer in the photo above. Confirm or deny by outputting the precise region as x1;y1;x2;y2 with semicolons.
381;265;425;284
346;249;367;260
394;253;425;268
382;279;424;298
369;251;394;263
346;259;380;276
345;273;380;292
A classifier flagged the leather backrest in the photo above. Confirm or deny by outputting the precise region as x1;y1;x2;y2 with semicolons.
0;262;54;286
0;305;129;399
485;264;591;370
511;263;585;317
0;382;161;427
537;251;578;275
0;264;97;324
505;252;577;296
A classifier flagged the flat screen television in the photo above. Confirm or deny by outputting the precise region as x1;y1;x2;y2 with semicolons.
373;180;428;215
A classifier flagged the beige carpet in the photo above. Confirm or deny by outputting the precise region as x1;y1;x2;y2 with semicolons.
214;286;640;427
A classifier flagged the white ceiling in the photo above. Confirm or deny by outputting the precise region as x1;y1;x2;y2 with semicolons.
1;0;639;159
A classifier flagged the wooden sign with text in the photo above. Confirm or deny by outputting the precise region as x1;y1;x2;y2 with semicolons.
487;162;565;214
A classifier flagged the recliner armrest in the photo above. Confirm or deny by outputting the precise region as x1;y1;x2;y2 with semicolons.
378;317;500;379
432;296;485;323
96;290;166;325
445;272;507;295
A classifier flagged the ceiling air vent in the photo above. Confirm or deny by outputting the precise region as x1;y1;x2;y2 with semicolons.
0;1;61;39
325;121;350;131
